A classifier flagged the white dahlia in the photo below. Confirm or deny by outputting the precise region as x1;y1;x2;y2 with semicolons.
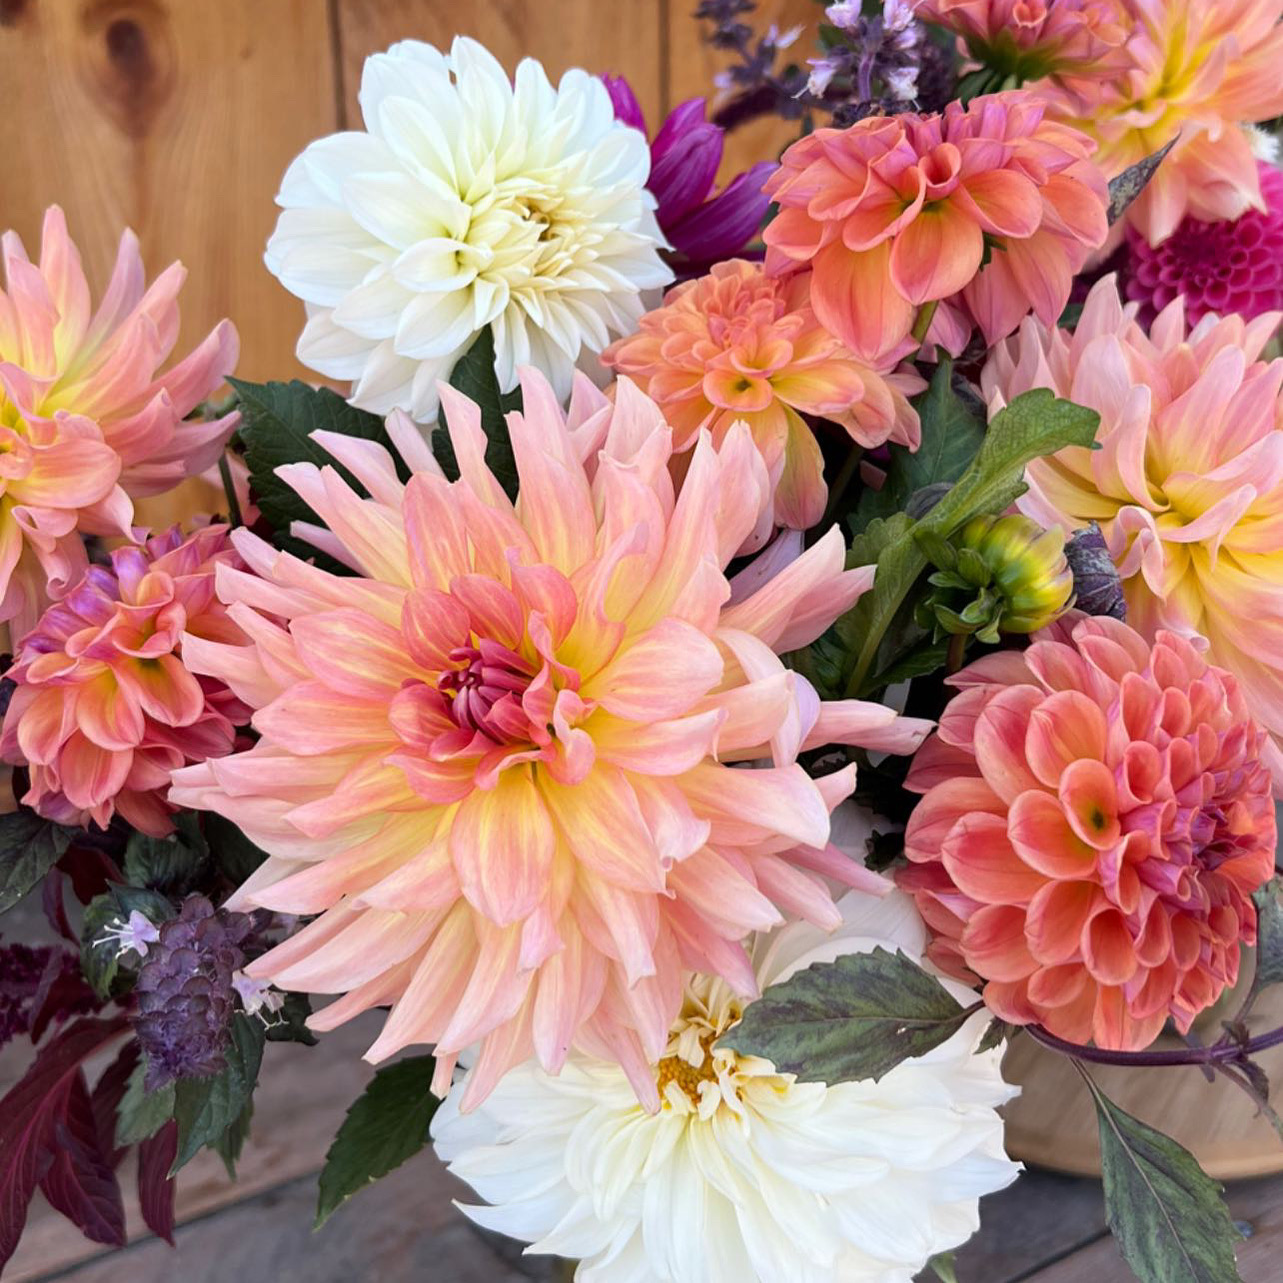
431;880;1020;1283
265;37;672;421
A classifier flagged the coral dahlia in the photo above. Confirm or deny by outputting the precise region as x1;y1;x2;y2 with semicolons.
603;260;925;531
169;368;930;1106
1;525;252;836
762;90;1109;363
432;882;1020;1283
899;615;1275;1050
984;275;1283;783
0;207;239;638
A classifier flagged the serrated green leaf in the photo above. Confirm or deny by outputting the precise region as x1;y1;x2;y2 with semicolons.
80;887;174;1000
976;1018;1016;1055
315;1056;439;1228
231;378;407;569
853;358;985;533
212;1099;254;1180
1107;139;1177;226
717;947;980;1085
431;328;522;500
1252;879;1283;992
204;812;268;885
862;639;952;692
0;807;75;913
123;812;208;892
171;1015;266;1174
1084;1068;1243;1283
116;1059;176;1147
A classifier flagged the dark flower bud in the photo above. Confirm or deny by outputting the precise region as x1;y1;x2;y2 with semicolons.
1064;523;1126;620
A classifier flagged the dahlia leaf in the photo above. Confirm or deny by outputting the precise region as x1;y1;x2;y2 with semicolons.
433;328;522;501
115;1059;176;1148
0;807;76;915
1251;879;1283;994
170;1014;265;1174
231;377;405;571
716;947;981;1084
1084;1067;1242;1283
976;1018;1016;1055
122;814;209;894
137;1120;178;1245
315;1055;439;1229
852;357;985;533
1106;139;1178;226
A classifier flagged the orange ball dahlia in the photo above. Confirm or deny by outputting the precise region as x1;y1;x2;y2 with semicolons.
898;615;1275;1051
1;525;252;837
762;90;1108;363
602;261;925;531
0;208;240;638
169;369;930;1107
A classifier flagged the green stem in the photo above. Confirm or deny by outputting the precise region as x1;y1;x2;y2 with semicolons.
821;446;863;532
554;1260;578;1282
945;632;968;674
911;299;939;344
218;453;244;529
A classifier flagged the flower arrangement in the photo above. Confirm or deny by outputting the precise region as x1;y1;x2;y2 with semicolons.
3;8;1283;1282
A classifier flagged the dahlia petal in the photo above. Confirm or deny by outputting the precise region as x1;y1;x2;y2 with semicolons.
589;619;723;721
888;202;984;306
810;239;913;362
941;812;1048;906
1007;790;1097;879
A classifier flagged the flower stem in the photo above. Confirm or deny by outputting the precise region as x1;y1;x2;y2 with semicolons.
822;446;863;532
1025;1021;1283;1067
218;453;243;529
911;300;939;343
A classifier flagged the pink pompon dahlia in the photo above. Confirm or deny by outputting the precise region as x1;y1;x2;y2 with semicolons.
603;260;925;531
1;525;252;837
168;367;931;1109
916;0;1128;85
1037;0;1283;246
0;207;239;638
762;90;1109;363
1122;160;1283;325
899;615;1275;1051
983;275;1283;784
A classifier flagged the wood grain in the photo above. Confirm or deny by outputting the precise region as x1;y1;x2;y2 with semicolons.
333;0;664;130
0;0;338;385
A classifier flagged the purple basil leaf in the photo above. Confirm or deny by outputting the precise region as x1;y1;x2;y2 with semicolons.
137;1120;179;1245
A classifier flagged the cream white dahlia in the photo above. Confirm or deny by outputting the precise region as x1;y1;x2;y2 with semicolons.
431;876;1020;1283
265;37;672;421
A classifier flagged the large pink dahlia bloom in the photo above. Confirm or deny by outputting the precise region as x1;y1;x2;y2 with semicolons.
984;276;1283;783
1;525;252;836
169;369;929;1108
0;207;239;638
899;615;1275;1051
603;261;925;532
762;90;1108;363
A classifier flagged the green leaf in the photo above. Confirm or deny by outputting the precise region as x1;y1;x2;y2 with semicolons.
1107;139;1177;226
123;812;208;892
1084;1067;1243;1283
211;1100;254;1180
203;813;268;885
717;947;980;1085
315;1056;440;1228
0;807;75;913
838;389;1099;696
1252;878;1283;993
171;1015;266;1174
265;991;319;1046
80;887;174;1000
976;1018;1017;1055
116;1059;176;1147
431;328;522;501
927;1251;960;1283
861;638;952;692
231;378;407;568
852;358;985;533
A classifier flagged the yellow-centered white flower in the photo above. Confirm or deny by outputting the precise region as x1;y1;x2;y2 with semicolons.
265;37;672;421
431;882;1021;1283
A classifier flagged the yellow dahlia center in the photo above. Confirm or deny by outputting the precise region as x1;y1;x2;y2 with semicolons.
655;1035;721;1106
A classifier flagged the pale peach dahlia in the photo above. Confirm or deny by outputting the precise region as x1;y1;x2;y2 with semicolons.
0;208;239;637
899;616;1275;1050
169;369;930;1107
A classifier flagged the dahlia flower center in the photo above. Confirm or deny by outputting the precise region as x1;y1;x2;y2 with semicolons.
437;640;536;744
655;1036;721;1107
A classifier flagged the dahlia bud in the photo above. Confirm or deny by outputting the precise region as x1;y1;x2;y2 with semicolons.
133;895;256;1089
919;513;1075;642
1064;522;1127;620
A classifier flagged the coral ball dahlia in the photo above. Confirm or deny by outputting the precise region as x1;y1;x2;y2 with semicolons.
432;884;1020;1283
169;368;930;1106
603;261;925;531
898;615;1275;1051
762;90;1108;363
1;525;252;837
0;207;239;637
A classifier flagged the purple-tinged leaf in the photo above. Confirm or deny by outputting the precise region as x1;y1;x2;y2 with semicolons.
137;1121;178;1245
91;1041;141;1169
42;867;75;942
29;949;99;1044
39;1072;126;1248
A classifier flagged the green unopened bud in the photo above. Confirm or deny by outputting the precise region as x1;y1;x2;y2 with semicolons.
918;514;1075;643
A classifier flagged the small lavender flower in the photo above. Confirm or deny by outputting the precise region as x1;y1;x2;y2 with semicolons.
808;0;929;120
133;895;256;1089
696;0;816;125
96;910;161;961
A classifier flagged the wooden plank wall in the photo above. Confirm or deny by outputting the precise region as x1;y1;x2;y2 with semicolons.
0;0;812;386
